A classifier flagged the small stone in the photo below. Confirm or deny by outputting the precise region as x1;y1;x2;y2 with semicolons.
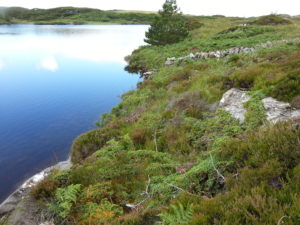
40;222;55;225
189;53;195;59
165;57;176;66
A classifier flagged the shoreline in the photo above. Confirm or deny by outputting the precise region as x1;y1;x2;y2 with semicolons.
0;159;72;217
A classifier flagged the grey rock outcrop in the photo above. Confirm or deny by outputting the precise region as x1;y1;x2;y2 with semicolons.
0;160;72;224
262;97;300;123
219;88;251;123
219;88;300;124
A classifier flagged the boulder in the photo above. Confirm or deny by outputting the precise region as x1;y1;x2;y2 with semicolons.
165;57;176;66
219;89;300;124
262;97;300;123
219;88;251;122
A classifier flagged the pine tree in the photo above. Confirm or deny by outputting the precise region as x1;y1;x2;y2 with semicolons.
145;0;188;46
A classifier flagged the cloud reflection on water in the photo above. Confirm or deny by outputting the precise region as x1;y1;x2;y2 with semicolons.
0;25;148;66
0;59;4;70
37;57;59;72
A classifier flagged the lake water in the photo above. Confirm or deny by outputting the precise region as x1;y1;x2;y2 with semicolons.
0;24;148;202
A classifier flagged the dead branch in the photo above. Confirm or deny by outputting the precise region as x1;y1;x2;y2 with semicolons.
126;176;152;211
165;182;200;197
209;153;226;183
277;215;290;225
153;129;158;152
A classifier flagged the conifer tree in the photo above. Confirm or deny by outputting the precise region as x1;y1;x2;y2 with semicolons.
145;0;188;45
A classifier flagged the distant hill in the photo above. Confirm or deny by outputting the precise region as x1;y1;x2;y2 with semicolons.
0;6;157;25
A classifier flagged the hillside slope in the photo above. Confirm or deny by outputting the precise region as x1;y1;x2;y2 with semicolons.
0;7;156;24
1;14;300;225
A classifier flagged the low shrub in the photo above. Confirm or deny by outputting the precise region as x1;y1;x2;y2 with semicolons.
251;15;291;25
48;184;82;219
243;91;267;129
185;17;204;31
71;127;120;163
220;121;300;170
30;176;59;199
130;127;149;147
226;50;300;101
166;91;209;119
214;26;274;40
291;95;300;109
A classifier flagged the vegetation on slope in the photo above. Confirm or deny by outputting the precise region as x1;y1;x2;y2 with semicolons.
24;14;300;225
0;7;156;25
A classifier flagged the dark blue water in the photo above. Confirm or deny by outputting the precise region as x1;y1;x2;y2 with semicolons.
0;25;147;202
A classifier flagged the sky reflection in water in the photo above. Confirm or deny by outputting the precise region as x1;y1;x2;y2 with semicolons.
0;24;148;202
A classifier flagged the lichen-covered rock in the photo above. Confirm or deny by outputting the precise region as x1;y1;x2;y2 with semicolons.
165;57;176;66
262;97;300;123
219;89;300;124
219;88;251;122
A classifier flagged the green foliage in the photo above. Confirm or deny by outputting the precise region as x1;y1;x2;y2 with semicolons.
145;0;188;45
251;14;292;25
157;203;193;225
130;127;149;147
0;216;9;225
188;122;300;225
189;109;244;151
291;95;300;109
244;90;267;129
71;127;120;163
184;17;204;31
30;176;59;199
49;184;81;218
32;14;300;225
214;26;275;40
227;50;300;101
220;122;300;169
79;199;123;225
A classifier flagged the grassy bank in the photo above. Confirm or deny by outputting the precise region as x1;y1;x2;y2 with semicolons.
3;14;300;225
0;7;156;25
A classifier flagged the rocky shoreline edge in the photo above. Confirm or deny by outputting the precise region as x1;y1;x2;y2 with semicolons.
0;159;72;220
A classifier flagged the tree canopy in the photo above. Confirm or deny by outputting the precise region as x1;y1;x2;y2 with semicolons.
145;0;188;46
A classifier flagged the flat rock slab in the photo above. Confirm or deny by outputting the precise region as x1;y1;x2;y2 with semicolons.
219;88;251;123
262;97;300;123
0;159;72;223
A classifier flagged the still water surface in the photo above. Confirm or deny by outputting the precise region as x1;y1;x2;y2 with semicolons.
0;25;147;202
